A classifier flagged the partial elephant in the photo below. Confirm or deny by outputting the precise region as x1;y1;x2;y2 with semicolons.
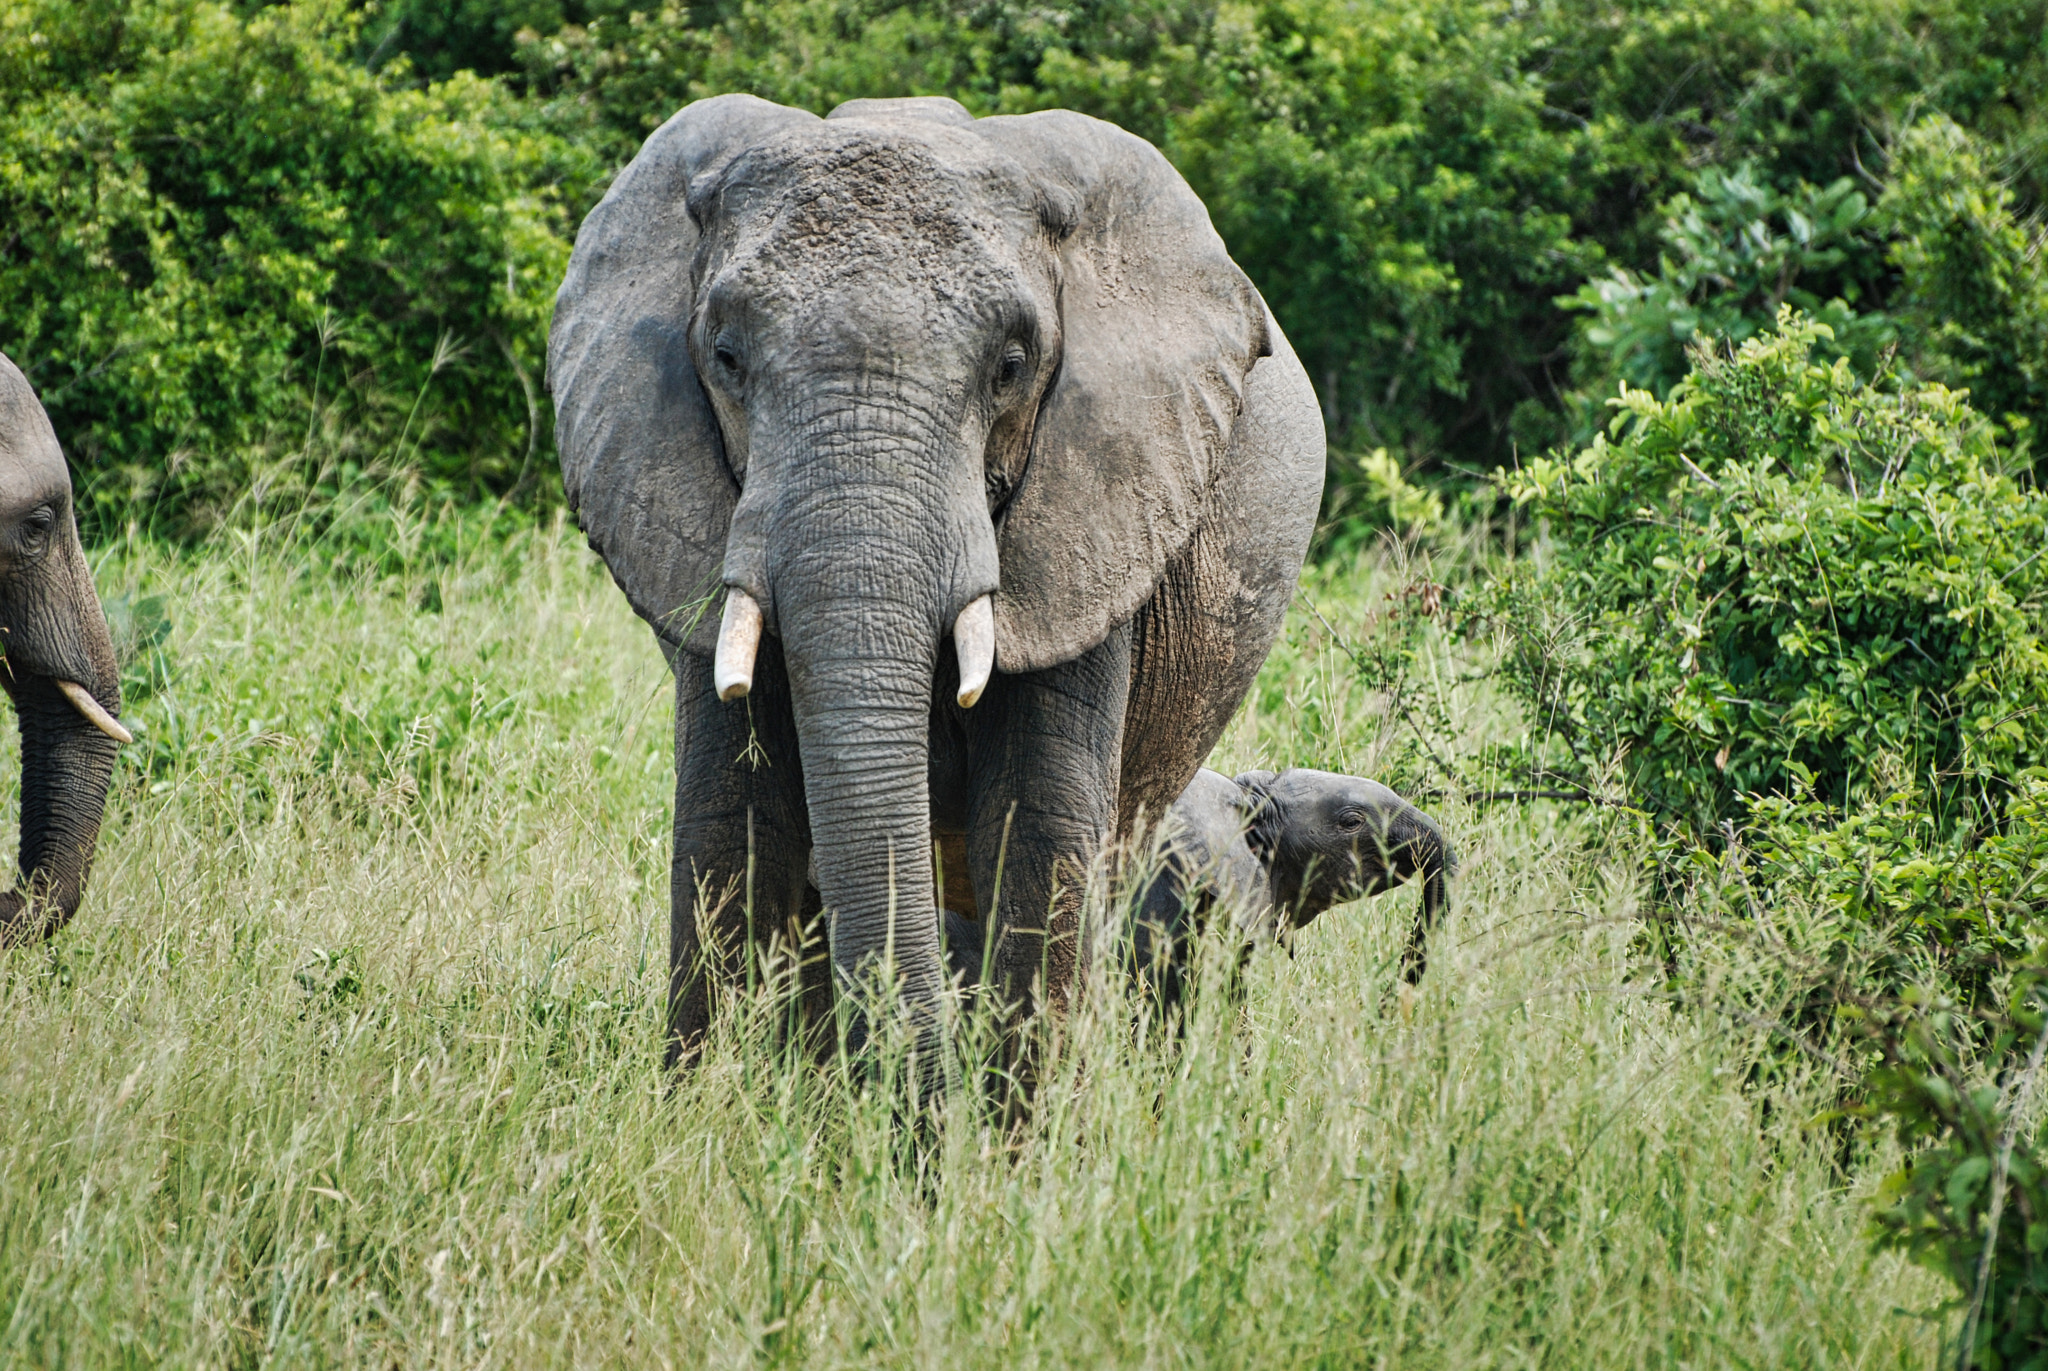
0;353;132;945
1232;766;1456;981
549;95;1324;1081
945;767;1456;1015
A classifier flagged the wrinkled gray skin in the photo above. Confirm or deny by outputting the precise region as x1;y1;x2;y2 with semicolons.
549;95;1323;1084
948;767;1455;1013
0;354;125;945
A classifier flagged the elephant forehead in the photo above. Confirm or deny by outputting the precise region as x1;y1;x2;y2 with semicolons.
1274;768;1401;812
0;355;71;504
717;126;1045;292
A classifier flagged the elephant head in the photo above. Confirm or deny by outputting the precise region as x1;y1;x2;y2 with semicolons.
550;96;1271;1044
1236;768;1456;982
0;353;130;945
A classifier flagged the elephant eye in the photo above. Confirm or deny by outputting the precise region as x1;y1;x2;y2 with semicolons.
19;505;53;553
997;342;1029;389
709;331;743;381
1337;810;1366;832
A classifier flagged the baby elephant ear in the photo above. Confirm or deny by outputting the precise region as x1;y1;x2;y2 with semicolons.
1231;770;1282;860
973;112;1271;672
549;94;816;654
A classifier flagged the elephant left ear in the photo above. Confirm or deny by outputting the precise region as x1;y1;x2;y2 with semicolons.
1229;769;1281;866
972;111;1271;672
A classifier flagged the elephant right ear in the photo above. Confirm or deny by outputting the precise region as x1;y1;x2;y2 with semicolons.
549;95;817;653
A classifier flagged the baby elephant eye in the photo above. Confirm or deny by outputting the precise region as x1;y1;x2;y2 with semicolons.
1337;810;1367;832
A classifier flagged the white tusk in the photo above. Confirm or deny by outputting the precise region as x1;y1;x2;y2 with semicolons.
954;594;995;709
56;680;132;744
714;589;763;702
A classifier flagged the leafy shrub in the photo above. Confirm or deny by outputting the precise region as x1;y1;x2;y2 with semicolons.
1884;115;2048;454
1560;165;1894;399
0;0;599;532
1567;117;2048;470
1480;312;2048;842
1660;781;2048;1018
1475;311;2048;1342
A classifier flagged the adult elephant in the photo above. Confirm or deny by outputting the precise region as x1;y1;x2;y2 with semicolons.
549;95;1323;1079
0;353;131;945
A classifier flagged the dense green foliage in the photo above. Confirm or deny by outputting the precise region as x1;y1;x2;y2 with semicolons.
1489;314;2048;843
9;0;2048;531
1858;967;2048;1371
0;0;598;531
1478;311;2048;964
1475;314;2048;1351
1570;116;2048;452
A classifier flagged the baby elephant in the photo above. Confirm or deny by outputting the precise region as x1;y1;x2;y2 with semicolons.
945;767;1455;1013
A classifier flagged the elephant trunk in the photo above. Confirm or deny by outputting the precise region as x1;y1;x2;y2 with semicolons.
0;528;124;946
747;399;994;1086
0;677;119;943
1399;818;1456;985
787;635;947;1070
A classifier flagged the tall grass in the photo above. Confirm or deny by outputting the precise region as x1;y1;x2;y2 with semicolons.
0;501;1939;1365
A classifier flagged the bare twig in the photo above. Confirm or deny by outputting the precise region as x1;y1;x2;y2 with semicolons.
1422;787;1636;809
1677;452;1723;491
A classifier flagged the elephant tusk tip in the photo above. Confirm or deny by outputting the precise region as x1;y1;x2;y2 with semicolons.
953;594;995;710
714;588;763;704
56;680;132;744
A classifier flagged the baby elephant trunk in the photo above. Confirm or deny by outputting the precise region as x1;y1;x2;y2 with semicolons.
1397;820;1456;985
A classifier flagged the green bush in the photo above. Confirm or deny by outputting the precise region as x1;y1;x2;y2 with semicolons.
1560;165;1894;401
1565;116;2048;470
0;0;598;532
1481;311;2048;842
1468;311;2048;1349
1884;115;2048;454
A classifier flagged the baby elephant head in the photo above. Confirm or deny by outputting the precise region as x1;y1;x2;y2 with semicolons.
1236;768;1456;982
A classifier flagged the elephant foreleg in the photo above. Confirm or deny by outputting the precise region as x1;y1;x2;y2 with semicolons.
963;625;1130;1088
666;636;813;1070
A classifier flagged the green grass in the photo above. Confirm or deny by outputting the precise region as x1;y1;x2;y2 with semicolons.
0;511;1941;1366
